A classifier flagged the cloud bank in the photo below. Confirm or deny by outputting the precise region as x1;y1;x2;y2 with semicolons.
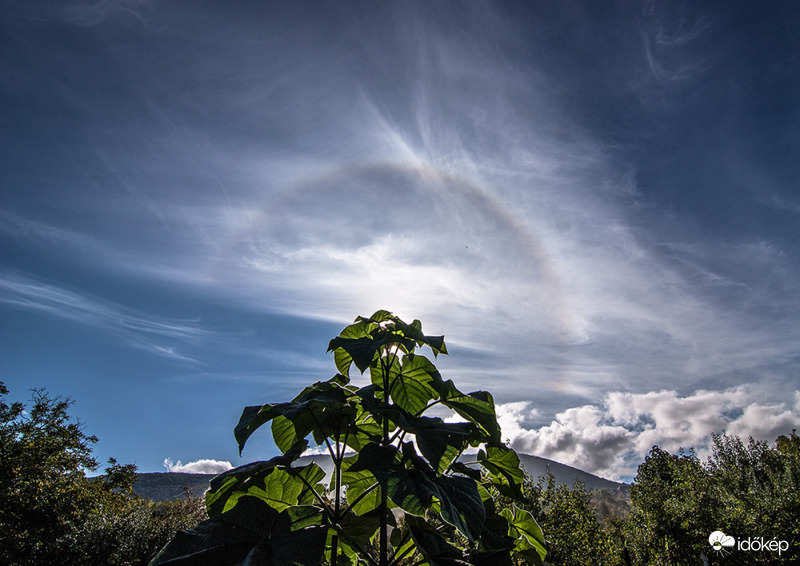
498;387;800;481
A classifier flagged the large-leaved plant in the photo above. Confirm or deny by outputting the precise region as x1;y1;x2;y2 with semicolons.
152;311;546;566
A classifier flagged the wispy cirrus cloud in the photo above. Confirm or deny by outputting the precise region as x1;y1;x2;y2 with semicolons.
0;272;210;361
61;0;154;27
2;1;798;475
5;0;797;404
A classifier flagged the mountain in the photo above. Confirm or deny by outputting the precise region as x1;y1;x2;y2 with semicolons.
132;454;626;501
132;472;216;501
507;453;627;492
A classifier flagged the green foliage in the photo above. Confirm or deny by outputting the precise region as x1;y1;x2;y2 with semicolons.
0;382;111;565
706;432;800;562
625;447;713;565
591;488;630;523
152;311;546;566
60;495;208;566
775;429;800;460
625;433;800;565
0;381;207;566
503;472;626;566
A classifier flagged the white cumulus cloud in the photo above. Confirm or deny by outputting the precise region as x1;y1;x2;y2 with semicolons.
163;458;233;474
497;386;800;482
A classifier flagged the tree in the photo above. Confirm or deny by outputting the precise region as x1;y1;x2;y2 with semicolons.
0;382;134;565
152;310;546;566
1;381;211;566
533;475;618;566
625;447;714;566
501;472;625;566
706;432;800;563
625;433;800;565
775;429;800;460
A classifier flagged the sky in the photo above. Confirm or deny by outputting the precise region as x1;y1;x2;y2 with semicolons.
2;0;799;482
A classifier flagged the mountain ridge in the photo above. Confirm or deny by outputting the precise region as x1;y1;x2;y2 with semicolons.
132;453;627;501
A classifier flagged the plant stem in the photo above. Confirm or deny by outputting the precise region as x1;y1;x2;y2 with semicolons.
331;533;339;566
379;350;390;566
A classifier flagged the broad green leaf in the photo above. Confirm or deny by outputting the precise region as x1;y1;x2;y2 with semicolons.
449;462;482;481
477;445;525;499
360;310;395;324
424;334;447;357
434;380;501;444
335;509;382;552
216;465;323;516
269;415;299;456
434;474;486;544
386;354;442;415
342;401;383;453
207;441;308;516
479;507;516;552
150;496;278;565
398;445;485;542
404;414;483;474
500;505;547;566
207;447;326;519
390;466;439;518
328;336;382;375
406;515;464;565
291;463;327;506
235;379;352;454
347;443;485;541
270;522;329;566
291;373;349;399
353;385;401;434
341;319;378;339
346;444;434;518
284;505;324;530
390;527;418;565
345;443;399;485
333;347;354;378
330;320;379;376
392;318;448;357
341;455;381;515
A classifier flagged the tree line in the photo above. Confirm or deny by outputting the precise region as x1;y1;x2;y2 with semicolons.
2;312;797;565
2;380;797;565
511;429;799;565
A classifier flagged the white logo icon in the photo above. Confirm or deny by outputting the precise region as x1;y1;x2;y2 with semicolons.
709;531;735;553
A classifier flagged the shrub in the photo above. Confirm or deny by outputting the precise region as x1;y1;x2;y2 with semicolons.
60;495;208;566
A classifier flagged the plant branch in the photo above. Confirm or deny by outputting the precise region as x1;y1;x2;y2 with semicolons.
337;527;380;566
387;530;415;566
286;467;333;521
415;399;442;417
309;409;337;463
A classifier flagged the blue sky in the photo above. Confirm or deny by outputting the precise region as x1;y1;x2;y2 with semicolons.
2;0;799;481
